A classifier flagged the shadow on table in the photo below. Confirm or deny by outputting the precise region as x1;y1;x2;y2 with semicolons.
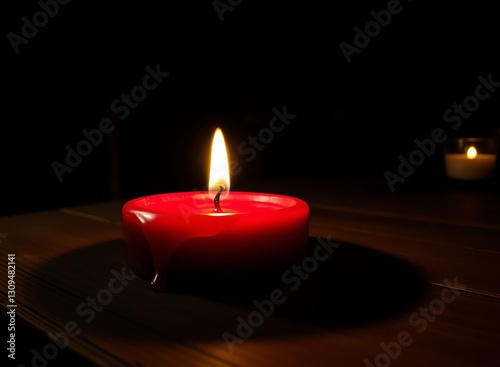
28;237;426;341
168;236;426;327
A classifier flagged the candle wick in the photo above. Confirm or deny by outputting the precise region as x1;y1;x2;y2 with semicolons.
214;185;224;213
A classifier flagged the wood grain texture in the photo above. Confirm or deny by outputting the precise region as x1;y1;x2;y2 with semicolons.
1;178;499;367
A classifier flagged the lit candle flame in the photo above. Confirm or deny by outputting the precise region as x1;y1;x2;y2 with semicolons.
209;128;230;198
466;146;477;159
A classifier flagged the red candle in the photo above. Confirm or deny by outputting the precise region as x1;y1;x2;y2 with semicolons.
122;129;309;291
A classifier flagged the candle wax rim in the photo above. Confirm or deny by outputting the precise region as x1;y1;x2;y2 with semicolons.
123;191;309;215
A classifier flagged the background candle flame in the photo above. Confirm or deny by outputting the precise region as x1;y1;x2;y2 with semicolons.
209;128;230;197
466;146;477;159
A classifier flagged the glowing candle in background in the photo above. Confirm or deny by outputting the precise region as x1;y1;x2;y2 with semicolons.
444;138;497;180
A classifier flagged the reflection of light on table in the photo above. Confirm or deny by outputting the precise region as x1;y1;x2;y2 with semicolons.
445;146;496;180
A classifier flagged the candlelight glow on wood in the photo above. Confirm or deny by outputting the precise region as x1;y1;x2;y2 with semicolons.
122;127;309;292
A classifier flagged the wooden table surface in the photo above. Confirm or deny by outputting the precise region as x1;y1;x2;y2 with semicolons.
1;178;499;367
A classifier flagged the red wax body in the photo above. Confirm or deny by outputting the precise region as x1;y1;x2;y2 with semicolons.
122;191;309;291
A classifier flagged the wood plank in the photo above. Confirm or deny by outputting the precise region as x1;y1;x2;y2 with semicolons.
217;287;500;367
239;177;500;230
310;206;500;252
1;178;499;367
307;207;500;296
64;190;500;296
1;221;498;366
0;211;233;367
59;199;127;225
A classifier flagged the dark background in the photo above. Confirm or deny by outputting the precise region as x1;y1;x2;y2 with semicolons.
2;0;500;216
